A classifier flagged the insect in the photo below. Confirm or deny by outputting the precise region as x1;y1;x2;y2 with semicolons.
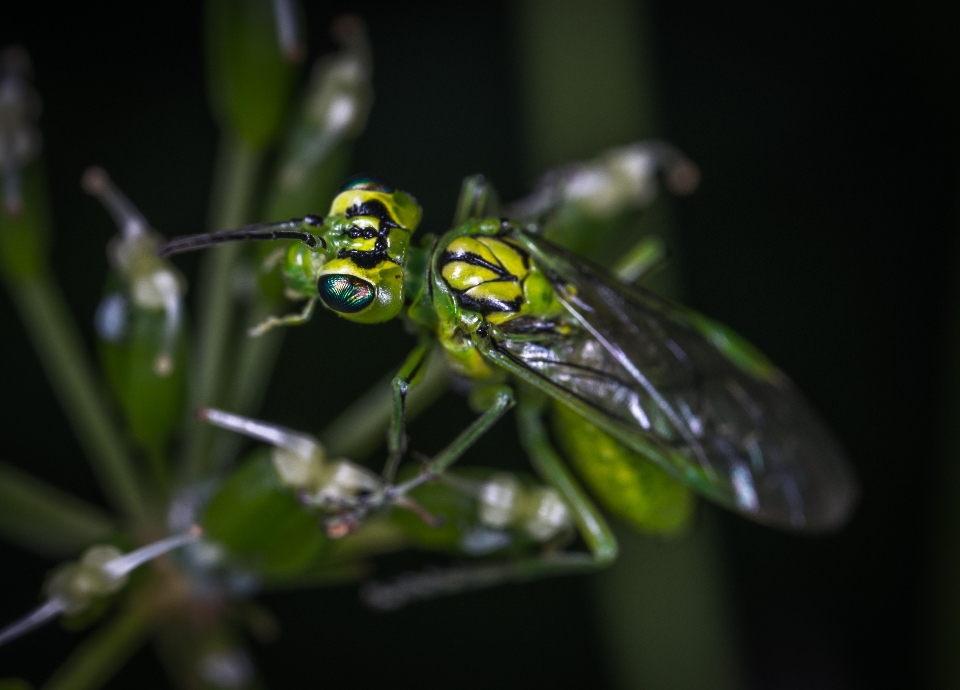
160;144;857;603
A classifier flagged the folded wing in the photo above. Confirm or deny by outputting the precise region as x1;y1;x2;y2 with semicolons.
492;234;857;532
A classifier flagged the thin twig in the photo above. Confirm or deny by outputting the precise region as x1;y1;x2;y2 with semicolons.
9;279;149;521
0;460;116;557
42;602;155;690
181;134;263;482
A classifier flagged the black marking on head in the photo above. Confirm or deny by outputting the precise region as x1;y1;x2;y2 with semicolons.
347;225;380;240
338;246;396;270
318;274;376;314
336;201;407;270
345;199;401;229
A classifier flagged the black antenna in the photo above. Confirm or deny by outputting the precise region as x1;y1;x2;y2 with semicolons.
158;217;325;258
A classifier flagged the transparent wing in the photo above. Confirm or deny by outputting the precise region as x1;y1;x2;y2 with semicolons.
491;234;857;532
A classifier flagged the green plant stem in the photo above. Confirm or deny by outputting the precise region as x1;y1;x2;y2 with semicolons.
228;301;285;417
183;133;263;482
514;0;654;175
42;603;154;690
205;298;286;472
596;515;741;689
0;460;116;557
207;140;352;472
7;278;149;522
319;348;450;460
513;2;742;688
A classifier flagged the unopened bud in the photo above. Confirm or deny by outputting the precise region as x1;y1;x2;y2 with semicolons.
279;16;372;189
0;46;42;216
478;473;520;529
522;487;572;541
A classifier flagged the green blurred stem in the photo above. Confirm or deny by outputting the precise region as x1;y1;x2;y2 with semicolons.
7;278;149;522
514;1;742;688
42;603;154;690
319;347;450;460
206;298;286;472
183;133;263;481
0;460;116;557
207;140;352;472
596;515;741;689
227;300;285;417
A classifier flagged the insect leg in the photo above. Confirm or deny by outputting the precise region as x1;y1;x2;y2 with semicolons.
246;298;317;338
453;174;501;225
361;388;617;610
325;386;514;535
383;342;432;483
397;385;515;485
515;390;618;567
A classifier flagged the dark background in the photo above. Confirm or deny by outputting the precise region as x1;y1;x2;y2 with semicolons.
1;1;958;688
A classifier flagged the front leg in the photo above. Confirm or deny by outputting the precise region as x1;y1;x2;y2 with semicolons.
383;341;432;483
247;297;317;337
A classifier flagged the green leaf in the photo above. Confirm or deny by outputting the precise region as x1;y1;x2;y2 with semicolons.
390;467;542;557
97;285;188;457
203;449;327;578
390;477;476;553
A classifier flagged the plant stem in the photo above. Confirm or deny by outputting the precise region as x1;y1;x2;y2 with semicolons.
182;133;262;482
0;460;116;557
205;299;285;472
42;603;154;690
513;1;743;688
595;514;741;689
8;278;149;522
208;142;352;471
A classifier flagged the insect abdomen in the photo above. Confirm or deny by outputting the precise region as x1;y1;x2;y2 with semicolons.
552;401;694;535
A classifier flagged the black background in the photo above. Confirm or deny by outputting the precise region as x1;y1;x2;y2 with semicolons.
0;1;958;688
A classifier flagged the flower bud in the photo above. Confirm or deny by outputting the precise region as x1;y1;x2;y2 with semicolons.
0;46;41;217
205;0;298;148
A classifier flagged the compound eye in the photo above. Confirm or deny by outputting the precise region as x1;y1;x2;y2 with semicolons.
339;175;393;193
318;274;375;314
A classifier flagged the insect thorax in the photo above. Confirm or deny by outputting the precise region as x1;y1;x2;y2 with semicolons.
438;235;532;325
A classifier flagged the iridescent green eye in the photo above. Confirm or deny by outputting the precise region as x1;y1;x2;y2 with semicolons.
340;175;394;193
318;274;375;313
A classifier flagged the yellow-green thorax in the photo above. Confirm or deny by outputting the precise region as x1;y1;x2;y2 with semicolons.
429;220;562;378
